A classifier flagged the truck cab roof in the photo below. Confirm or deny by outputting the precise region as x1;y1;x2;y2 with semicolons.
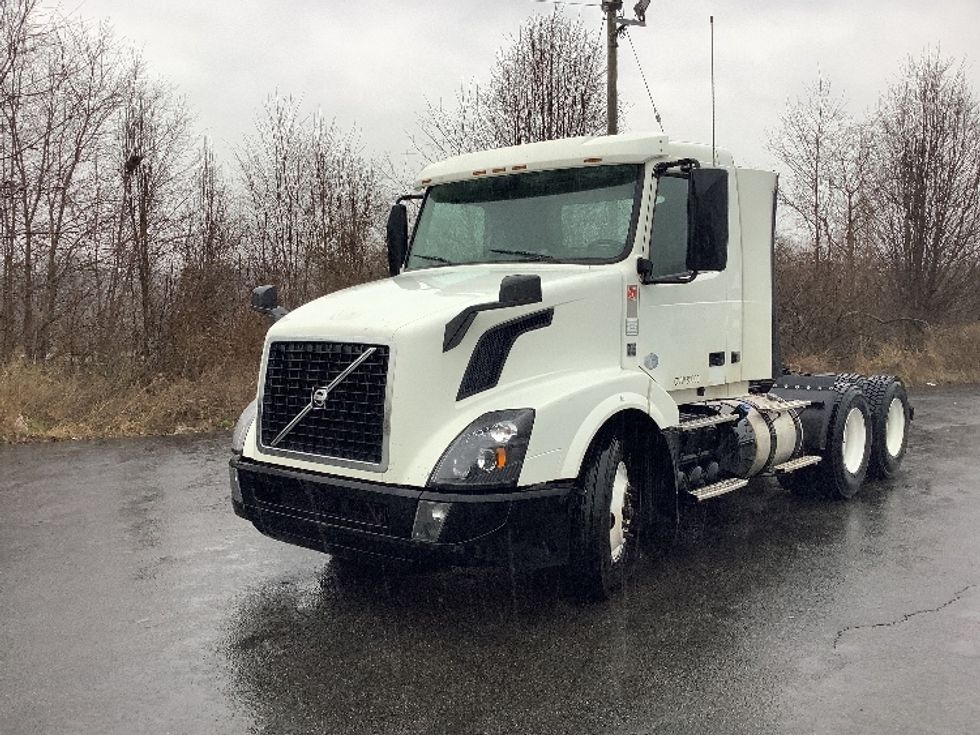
415;132;735;188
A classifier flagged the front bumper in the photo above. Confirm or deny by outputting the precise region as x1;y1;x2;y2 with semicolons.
230;456;574;569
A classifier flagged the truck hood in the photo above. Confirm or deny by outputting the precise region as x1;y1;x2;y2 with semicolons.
250;262;630;485
268;264;601;341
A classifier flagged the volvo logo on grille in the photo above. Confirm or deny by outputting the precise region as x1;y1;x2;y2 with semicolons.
311;387;330;409
268;346;378;448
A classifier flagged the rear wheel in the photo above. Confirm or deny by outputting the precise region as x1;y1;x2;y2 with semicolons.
569;434;642;600
861;376;911;480
818;387;872;499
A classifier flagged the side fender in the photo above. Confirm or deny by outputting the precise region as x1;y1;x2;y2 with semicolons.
558;391;673;481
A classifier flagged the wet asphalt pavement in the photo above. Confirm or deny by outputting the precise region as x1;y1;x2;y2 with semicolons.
1;387;979;735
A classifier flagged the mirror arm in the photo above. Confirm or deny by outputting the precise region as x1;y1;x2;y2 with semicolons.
653;158;701;178
252;304;289;324
637;257;699;285
646;270;699;285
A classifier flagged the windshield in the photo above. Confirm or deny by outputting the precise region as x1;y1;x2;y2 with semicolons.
406;164;642;269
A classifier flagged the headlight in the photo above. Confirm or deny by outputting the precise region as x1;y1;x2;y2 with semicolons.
232;400;257;454
428;409;535;488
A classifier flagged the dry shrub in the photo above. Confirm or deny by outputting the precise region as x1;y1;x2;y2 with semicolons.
787;322;980;387
0;359;257;442
774;242;895;362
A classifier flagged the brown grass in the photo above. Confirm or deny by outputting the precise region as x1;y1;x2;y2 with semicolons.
786;323;980;387
2;322;977;443
0;360;257;443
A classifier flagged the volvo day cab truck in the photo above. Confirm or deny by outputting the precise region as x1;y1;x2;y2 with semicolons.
229;132;912;599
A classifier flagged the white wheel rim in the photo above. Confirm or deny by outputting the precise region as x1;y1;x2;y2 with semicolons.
609;461;630;563
885;397;906;458
841;407;867;475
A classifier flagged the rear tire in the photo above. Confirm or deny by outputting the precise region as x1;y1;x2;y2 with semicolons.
569;434;642;600
818;387;872;499
861;376;911;480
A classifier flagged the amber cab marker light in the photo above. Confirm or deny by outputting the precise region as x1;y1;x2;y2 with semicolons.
584;157;603;164
473;169;487;176
512;164;527;171
495;447;507;468
421;178;432;185
491;167;506;173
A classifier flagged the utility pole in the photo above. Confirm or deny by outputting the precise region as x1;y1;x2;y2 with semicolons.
602;1;649;136
604;1;622;135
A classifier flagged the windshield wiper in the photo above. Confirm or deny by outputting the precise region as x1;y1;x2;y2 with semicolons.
412;253;455;265
488;248;556;262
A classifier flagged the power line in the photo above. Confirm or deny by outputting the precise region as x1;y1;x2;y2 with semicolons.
624;29;664;133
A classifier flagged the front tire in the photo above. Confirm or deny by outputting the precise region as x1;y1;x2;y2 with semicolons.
569;435;642;600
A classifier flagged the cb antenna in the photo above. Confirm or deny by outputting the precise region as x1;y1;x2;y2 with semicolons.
710;15;716;165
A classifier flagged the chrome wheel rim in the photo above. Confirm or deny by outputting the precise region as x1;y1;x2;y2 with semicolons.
609;461;632;563
885;397;906;458
842;407;867;475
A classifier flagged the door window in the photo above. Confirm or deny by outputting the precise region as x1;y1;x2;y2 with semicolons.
648;176;689;278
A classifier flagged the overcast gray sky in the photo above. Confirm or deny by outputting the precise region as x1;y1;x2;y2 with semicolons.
63;0;980;175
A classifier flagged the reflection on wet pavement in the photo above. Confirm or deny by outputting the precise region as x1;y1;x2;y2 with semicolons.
2;389;979;734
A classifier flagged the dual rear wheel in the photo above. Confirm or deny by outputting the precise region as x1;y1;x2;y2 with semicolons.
780;376;911;499
822;387;873;499
863;375;911;480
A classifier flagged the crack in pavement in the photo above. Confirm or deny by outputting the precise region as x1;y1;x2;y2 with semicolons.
833;584;976;650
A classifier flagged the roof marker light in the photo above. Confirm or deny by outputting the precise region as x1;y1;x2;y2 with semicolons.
492;167;506;173
584;157;603;164
512;164;527;171
473;169;487;176
421;178;432;185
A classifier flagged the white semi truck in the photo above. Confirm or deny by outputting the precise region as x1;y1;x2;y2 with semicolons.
229;132;912;599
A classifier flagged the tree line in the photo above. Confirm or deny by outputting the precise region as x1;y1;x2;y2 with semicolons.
769;53;980;361
0;0;388;378
2;0;979;390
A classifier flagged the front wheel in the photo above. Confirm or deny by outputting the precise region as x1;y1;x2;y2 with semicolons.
569;435;642;600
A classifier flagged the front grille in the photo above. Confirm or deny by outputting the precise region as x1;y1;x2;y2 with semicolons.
260;341;389;464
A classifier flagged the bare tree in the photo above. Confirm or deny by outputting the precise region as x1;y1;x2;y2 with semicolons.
238;95;386;304
869;50;980;323
238;93;310;295
117;56;192;360
414;10;606;160
193;137;229;266
769;75;859;266
768;75;897;357
1;3;124;359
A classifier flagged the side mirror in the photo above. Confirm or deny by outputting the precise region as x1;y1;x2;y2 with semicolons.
498;274;542;306
687;168;729;272
386;203;409;276
251;285;289;324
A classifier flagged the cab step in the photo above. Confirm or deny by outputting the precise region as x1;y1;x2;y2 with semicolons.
686;477;749;502
767;398;812;412
770;455;822;474
678;413;738;431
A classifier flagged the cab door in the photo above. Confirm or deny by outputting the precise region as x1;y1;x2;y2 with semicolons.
632;170;743;393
